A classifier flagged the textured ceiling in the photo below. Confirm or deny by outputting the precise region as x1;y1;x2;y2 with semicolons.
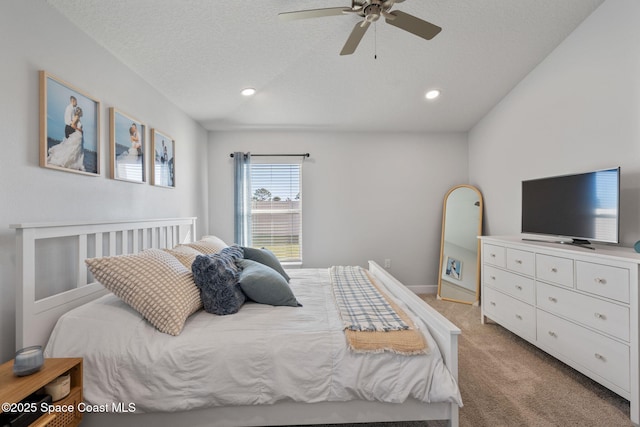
46;0;604;133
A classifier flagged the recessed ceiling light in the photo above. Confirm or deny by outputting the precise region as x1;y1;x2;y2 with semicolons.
425;89;440;100
241;87;256;97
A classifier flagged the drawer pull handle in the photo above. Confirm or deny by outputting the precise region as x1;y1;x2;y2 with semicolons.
515;259;523;264
490;253;496;258
548;296;557;303
548;331;557;338
515;285;522;290
551;267;558;273
595;277;607;285
490;301;496;306
594;353;606;361
515;314;522;320
594;312;607;320
490;275;496;280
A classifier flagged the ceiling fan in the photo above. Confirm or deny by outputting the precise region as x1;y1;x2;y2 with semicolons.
279;0;442;56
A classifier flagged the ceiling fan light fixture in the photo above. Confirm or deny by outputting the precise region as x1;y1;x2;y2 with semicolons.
241;87;256;97
279;1;442;56
425;89;440;100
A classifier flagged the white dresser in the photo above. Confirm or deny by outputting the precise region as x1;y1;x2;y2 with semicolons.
480;236;639;425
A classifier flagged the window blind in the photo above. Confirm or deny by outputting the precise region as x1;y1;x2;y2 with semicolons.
593;168;619;241
250;163;302;262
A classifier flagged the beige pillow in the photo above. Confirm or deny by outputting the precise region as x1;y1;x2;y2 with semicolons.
85;249;202;336
163;245;201;269
184;236;228;254
202;235;228;248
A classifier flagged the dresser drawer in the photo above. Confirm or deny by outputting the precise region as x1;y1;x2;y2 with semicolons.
536;282;629;341
484;265;535;304
536;253;574;287
537;310;630;392
483;286;535;341
576;261;630;303
483;243;506;268
506;248;534;276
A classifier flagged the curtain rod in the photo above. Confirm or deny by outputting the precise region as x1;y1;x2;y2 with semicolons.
229;153;310;158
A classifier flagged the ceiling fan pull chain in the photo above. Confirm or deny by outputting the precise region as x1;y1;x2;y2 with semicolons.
374;22;377;59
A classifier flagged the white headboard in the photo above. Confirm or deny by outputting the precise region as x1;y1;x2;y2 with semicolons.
11;217;197;350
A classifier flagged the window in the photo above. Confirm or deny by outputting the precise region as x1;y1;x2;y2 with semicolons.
593;168;619;241
249;163;302;263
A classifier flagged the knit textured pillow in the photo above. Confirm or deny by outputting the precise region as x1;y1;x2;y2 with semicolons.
162;245;202;268
85;249;202;335
191;246;245;315
184;236;228;255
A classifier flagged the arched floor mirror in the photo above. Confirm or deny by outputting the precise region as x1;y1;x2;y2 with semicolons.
437;185;483;305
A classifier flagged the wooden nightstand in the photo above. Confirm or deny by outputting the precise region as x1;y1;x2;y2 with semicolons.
0;357;83;427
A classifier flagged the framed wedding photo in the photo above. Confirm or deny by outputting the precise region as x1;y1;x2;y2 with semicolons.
110;108;146;183
445;256;463;281
39;71;100;176
151;129;175;188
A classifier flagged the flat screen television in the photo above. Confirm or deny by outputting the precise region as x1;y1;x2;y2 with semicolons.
521;167;620;245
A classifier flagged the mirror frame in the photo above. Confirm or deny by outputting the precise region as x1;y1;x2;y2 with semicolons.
437;184;483;305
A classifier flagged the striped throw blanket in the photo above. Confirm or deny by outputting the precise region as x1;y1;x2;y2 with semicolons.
330;266;428;355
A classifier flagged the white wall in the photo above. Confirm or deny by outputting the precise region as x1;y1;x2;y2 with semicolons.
469;0;640;246
0;1;209;363
208;131;469;289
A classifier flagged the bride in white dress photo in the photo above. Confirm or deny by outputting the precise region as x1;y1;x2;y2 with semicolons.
117;123;142;160
47;107;85;171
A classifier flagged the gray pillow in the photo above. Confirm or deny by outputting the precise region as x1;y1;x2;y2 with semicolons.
241;246;290;282
192;247;245;315
238;259;301;307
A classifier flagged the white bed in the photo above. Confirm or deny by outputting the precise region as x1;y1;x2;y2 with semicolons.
12;218;462;427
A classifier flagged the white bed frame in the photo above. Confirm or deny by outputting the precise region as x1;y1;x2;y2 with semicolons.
13;218;461;427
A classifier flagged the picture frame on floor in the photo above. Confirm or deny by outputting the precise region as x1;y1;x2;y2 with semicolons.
39;70;101;176
445;256;462;280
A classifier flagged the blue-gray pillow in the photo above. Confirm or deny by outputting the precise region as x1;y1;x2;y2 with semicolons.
238;259;301;307
192;247;245;315
241;247;290;282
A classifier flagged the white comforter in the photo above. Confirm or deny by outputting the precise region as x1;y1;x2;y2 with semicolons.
45;268;462;413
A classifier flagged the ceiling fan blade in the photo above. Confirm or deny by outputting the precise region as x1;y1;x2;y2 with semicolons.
340;20;371;55
382;0;400;8
385;10;441;40
279;7;350;21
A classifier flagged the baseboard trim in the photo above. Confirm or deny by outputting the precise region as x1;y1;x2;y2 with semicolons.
408;285;437;295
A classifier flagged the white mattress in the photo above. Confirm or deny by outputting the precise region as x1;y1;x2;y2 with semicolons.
44;268;462;413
